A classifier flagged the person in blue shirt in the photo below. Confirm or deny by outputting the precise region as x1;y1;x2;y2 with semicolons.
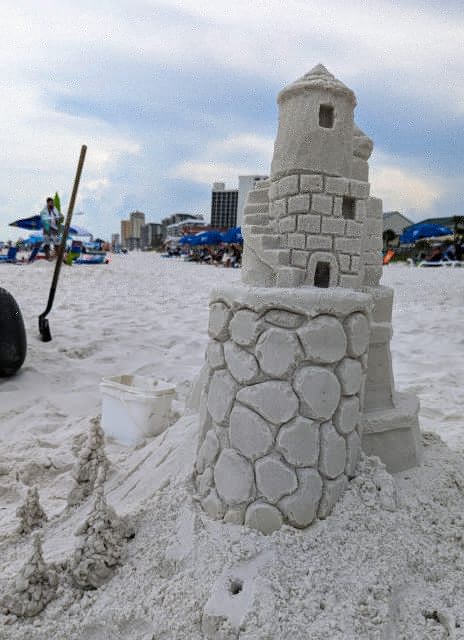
40;197;63;260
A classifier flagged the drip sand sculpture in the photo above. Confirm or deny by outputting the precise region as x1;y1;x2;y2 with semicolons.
194;64;422;534
68;417;109;507
71;469;134;590
16;486;48;535
1;534;59;618
1;421;131;620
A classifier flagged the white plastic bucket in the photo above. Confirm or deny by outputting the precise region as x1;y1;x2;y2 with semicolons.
100;375;176;444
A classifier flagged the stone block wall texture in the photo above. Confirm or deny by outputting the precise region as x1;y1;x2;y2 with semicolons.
242;173;370;290
194;287;372;534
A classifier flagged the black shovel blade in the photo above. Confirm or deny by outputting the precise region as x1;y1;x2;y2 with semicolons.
39;315;52;342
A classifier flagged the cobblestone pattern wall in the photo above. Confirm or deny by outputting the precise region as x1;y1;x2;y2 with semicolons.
194;296;371;534
242;173;370;289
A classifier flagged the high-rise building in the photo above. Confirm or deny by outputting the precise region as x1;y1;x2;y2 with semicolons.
210;182;238;229
130;211;145;239
141;223;164;249
237;175;269;227
121;220;131;247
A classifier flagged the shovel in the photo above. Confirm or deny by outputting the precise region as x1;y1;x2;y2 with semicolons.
38;145;87;342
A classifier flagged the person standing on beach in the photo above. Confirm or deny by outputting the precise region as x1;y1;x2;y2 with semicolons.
40;197;63;260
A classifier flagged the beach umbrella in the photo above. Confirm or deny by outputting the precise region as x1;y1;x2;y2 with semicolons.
178;235;194;245
11;218;91;237
400;222;453;244
24;234;45;245
70;225;92;238
9;215;43;231
221;227;243;243
193;230;223;245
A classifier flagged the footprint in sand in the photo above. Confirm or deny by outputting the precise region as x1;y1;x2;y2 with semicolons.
59;344;99;360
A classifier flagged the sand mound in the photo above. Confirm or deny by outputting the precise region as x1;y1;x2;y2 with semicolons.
0;423;463;639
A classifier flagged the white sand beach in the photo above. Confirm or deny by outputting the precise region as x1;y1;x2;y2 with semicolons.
0;255;463;639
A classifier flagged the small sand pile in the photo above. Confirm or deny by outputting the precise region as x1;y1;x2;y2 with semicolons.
0;534;58;619
351;454;398;512
70;470;134;590
16;486;48;535
67;417;109;507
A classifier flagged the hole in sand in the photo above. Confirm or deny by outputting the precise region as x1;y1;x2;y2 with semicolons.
229;579;243;595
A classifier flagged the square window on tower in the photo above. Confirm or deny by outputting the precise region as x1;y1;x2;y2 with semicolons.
319;104;334;128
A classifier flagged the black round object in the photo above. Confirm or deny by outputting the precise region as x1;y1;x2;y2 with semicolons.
0;287;27;377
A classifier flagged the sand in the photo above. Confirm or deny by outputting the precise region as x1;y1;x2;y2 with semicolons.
0;255;463;639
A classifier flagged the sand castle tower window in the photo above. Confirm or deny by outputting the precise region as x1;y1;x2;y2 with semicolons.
342;196;356;220
314;261;331;288
319;104;334;128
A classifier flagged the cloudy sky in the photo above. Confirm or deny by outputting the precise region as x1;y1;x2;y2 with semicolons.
1;0;463;240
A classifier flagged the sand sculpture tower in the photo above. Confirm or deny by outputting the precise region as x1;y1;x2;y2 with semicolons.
194;65;422;534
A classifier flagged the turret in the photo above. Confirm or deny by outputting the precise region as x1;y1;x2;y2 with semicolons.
271;64;356;180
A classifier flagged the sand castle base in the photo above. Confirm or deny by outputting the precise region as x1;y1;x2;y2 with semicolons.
194;284;372;533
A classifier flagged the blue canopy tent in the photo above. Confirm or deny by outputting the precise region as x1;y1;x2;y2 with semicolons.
221;227;243;243
400;222;453;244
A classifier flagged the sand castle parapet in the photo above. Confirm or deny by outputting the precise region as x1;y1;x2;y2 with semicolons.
194;65;422;534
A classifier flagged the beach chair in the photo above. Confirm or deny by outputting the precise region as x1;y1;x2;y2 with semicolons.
0;247;17;263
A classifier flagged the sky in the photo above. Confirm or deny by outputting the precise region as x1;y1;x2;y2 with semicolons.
1;0;463;240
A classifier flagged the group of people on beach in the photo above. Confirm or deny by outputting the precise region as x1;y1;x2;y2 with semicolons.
415;240;464;264
166;243;242;268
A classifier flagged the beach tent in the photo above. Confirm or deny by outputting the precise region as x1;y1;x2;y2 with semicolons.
221;227;243;243
400;222;453;244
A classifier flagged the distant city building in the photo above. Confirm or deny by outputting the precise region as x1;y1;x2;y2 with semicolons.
111;233;120;249
120;220;131;248
161;212;203;227
119;211;147;250
383;211;413;237
160;213;204;239
130;211;145;239
211;182;238;229
141;223;164;249
237;175;268;227
166;218;207;237
126;237;140;250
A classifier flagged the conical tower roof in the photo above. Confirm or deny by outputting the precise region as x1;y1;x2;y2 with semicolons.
278;64;356;106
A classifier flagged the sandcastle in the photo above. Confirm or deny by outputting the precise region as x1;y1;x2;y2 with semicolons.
194;64;422;534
